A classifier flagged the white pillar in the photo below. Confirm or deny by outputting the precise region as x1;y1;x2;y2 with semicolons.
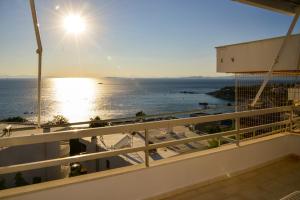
29;0;43;127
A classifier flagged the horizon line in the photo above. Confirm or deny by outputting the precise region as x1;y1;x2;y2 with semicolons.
0;75;232;79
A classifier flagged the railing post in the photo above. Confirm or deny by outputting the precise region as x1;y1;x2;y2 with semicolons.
235;117;240;146
42;126;51;180
290;107;294;132
144;129;150;167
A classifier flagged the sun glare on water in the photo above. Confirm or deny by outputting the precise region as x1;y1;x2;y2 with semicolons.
52;78;98;122
63;14;86;35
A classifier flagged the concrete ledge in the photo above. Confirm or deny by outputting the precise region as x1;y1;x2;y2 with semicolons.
1;133;299;200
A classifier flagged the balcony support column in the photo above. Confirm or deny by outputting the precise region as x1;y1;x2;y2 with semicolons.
235;118;240;146
218;136;221;147
29;0;43;127
144;129;150;167
290;108;294;132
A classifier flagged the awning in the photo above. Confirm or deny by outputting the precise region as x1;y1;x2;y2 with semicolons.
234;0;300;15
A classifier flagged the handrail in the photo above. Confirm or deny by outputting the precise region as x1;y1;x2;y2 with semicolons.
3;105;235;132
0;106;291;147
0;120;290;175
40;106;233;128
148;120;290;150
0;106;292;176
3;103;288;132
0;146;146;175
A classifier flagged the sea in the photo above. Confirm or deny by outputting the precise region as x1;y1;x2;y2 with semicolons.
0;77;235;123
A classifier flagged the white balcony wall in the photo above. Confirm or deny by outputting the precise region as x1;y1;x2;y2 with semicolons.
2;133;300;200
216;34;300;73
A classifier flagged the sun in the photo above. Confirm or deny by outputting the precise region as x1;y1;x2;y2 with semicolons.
63;14;86;35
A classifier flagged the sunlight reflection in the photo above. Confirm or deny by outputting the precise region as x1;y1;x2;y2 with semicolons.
51;78;98;122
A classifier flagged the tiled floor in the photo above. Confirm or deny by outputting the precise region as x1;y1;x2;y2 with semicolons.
161;156;300;200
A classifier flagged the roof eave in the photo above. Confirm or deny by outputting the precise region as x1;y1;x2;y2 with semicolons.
233;0;296;15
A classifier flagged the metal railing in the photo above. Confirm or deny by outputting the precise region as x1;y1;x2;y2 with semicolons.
0;105;235;133
0;106;294;176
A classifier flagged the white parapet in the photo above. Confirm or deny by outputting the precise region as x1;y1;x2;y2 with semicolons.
216;34;300;73
1;133;300;200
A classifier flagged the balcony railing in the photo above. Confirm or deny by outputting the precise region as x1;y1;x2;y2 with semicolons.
0;106;294;178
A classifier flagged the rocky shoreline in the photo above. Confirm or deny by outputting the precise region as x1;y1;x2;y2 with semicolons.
206;86;235;101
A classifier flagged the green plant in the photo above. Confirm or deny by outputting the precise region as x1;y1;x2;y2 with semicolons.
47;115;69;125
0;116;28;123
207;139;219;149
136;110;146;117
89;116;107;128
14;172;28;187
136;110;146;121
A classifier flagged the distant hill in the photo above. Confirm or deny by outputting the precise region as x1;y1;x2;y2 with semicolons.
183;76;234;79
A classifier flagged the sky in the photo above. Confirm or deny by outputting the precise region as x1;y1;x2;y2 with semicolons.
0;0;299;78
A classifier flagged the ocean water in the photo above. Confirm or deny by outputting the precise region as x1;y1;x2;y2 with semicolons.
0;78;234;123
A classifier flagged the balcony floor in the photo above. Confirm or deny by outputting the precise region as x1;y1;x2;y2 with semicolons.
160;156;300;200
